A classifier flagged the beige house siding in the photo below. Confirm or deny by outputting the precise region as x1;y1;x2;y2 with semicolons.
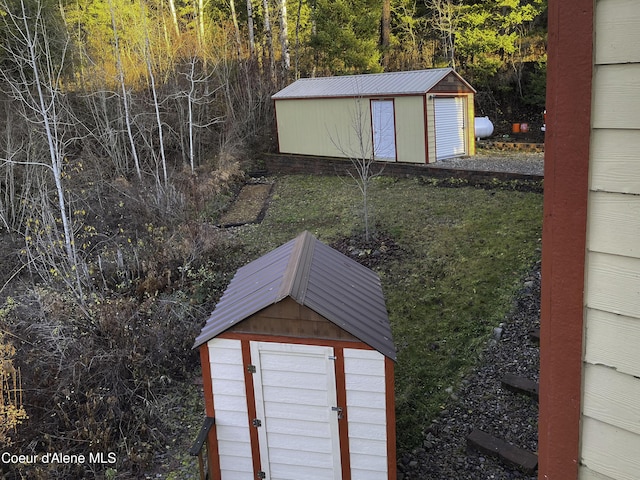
581;1;640;479
579;466;617;480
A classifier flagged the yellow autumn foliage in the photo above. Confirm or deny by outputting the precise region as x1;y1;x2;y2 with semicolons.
1;303;27;447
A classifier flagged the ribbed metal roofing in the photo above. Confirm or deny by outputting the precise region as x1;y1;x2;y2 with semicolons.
193;231;396;360
272;68;471;99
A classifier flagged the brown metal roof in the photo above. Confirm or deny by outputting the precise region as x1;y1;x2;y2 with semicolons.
193;231;396;360
271;68;475;100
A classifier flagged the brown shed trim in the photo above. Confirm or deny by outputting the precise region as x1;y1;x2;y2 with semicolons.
218;331;374;351
538;0;593;478
334;346;352;480
240;339;262;478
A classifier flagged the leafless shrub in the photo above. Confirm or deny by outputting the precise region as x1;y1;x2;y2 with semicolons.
4;288;206;478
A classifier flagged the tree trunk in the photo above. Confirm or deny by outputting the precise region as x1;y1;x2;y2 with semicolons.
229;0;243;58
294;0;302;78
109;0;142;180
279;0;290;77
262;0;276;79
140;0;168;186
246;0;256;58
167;0;180;37
381;0;390;68
197;0;206;48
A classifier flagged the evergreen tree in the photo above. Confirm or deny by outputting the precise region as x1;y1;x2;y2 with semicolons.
309;0;382;75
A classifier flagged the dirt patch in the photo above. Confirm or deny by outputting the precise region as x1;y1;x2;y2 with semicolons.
330;231;404;270
218;182;273;226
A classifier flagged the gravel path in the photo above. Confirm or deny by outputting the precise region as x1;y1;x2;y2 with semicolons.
398;262;541;480
436;150;544;176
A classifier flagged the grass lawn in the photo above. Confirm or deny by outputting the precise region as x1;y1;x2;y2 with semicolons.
235;174;543;453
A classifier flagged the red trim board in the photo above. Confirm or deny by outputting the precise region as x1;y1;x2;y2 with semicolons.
538;0;593;478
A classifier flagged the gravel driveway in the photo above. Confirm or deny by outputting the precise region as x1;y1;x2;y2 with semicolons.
436;150;544;176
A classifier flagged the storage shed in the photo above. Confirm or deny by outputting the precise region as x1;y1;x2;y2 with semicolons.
272;68;476;163
193;231;397;480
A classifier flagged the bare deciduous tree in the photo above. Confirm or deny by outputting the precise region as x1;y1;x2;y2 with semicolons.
278;0;291;77
331;96;383;242
109;0;142;180
262;0;276;80
429;0;461;68
172;56;225;173
140;0;168;187
0;0;79;271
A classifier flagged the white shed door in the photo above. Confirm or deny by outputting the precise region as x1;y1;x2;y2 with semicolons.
371;100;396;161
434;97;467;160
250;342;342;480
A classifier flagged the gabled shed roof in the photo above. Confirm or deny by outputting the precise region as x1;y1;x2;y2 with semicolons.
193;231;396;360
272;68;475;100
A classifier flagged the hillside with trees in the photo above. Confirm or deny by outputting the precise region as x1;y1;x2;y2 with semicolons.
0;0;546;477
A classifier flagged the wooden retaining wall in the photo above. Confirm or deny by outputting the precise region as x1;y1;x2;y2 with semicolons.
261;153;543;191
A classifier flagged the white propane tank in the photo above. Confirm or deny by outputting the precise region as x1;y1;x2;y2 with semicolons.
474;116;494;139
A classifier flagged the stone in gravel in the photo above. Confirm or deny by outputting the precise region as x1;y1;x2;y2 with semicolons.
492;327;504;340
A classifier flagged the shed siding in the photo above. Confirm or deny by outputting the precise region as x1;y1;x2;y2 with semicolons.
344;348;388;480
425;97;436;161
276;95;430;164
580;2;640;479
392;96;426;163
275;88;472;164
466;95;476;156
276;97;373;159
207;338;254;479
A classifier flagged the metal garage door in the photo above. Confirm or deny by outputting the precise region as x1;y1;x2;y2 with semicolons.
371;100;396;161
250;342;342;480
434;97;467;160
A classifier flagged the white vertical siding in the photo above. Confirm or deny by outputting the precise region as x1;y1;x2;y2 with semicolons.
344;348;387;480
208;338;254;479
581;2;640;479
